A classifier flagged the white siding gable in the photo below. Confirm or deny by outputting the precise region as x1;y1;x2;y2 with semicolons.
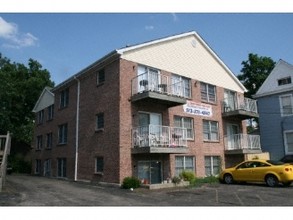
32;87;54;112
118;31;246;93
255;60;293;98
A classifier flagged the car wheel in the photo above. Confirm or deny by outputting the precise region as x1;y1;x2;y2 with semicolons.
283;181;292;187
265;175;279;187
223;173;233;184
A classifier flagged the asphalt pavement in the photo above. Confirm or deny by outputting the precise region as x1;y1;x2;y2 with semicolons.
1;174;293;206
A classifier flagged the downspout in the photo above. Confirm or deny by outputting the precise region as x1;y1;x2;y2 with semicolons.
74;76;80;181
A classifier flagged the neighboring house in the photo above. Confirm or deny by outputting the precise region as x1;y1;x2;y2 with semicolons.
32;31;261;186
254;59;293;160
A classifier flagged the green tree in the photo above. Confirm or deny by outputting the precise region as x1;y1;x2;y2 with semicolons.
0;53;54;145
238;53;276;98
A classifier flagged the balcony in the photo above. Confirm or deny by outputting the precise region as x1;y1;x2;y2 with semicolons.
222;97;259;120
132;125;188;154
224;134;262;154
131;72;187;107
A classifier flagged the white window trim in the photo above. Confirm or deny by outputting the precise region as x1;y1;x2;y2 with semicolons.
203;120;219;142
279;94;293;117
175;156;195;177
284;130;293;154
205;156;221;176
174;116;194;140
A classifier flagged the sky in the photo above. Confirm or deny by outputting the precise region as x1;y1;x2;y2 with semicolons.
0;2;293;86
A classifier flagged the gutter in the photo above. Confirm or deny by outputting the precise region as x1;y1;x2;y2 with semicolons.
74;76;80;181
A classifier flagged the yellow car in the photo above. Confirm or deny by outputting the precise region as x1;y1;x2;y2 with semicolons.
219;159;293;187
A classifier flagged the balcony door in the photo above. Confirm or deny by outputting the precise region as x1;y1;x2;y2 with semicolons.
224;90;237;111
139;112;162;147
227;124;240;150
137;66;160;93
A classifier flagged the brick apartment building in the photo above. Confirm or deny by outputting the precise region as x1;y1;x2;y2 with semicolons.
32;31;262;186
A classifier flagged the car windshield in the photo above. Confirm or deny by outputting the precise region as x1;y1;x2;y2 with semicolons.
267;160;285;165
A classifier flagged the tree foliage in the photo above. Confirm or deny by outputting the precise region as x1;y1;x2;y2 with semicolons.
0;53;54;145
238;53;276;98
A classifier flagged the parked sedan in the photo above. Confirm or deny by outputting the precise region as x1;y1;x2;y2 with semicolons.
219;159;293;187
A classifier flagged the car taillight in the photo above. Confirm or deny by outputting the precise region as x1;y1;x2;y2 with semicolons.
285;167;292;172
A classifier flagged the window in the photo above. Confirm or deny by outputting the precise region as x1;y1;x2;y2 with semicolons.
203;120;219;141
175;156;195;177
96;113;104;130
95;157;104;173
205;156;221;176
174;116;194;139
200;82;216;103
46;132;53;149
57;158;67;178
172;74;191;98
37;110;44;124
280;94;293;116
278;77;292;86
284;131;293;154
44;159;51;176
35;159;41;174
47;104;54;120
60;88;69;108
58;123;68;144
36;135;43;150
97;69;105;85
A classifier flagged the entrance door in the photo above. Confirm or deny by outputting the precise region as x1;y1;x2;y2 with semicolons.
227;124;240;150
138;160;162;184
150;161;162;184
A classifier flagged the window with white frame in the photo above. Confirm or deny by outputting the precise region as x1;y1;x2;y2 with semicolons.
203;120;219;141
60;88;69;108
205;156;221;176
280;94;293;116
46;132;53;149
172;74;191;98
36;135;43;150
174;116;194;140
58;123;68;144
57;158;67;178
47;104;54;120
175;156;195;177
284;131;293;154
200;82;216;103
278;76;291;86
44;159;51;177
37;110;44;124
95;157;104;173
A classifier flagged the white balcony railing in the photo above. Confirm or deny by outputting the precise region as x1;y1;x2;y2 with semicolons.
132;125;187;148
131;71;186;97
224;134;261;151
222;97;258;114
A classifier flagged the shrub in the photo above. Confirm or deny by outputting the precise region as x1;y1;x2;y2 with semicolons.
179;170;195;183
171;176;181;185
122;176;141;189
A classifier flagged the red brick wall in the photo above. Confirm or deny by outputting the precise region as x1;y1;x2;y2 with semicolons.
32;82;78;179
32;57;248;183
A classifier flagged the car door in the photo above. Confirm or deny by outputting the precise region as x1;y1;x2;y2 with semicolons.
249;162;270;182
233;162;253;181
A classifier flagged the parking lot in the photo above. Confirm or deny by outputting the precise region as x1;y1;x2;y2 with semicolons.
1;174;293;207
